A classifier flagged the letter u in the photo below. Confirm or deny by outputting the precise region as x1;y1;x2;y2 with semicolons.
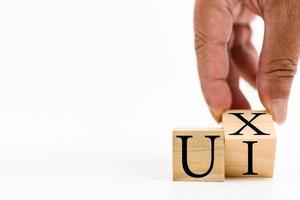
176;135;220;178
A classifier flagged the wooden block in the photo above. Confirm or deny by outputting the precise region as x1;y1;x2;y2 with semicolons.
173;129;225;181
222;110;276;177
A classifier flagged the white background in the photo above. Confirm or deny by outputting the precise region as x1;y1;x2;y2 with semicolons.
0;0;299;199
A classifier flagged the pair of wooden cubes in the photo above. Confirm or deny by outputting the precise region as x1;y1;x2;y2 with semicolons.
173;110;276;181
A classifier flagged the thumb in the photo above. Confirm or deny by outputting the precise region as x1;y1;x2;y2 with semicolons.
258;1;300;124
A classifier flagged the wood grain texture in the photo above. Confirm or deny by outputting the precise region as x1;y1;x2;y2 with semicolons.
173;129;224;182
222;110;276;177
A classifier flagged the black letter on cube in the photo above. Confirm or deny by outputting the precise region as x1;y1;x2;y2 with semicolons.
176;135;220;178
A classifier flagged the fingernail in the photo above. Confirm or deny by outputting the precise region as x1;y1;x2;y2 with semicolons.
271;98;288;124
210;108;222;123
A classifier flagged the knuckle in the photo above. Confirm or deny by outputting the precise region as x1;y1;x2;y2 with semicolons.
264;58;297;80
194;30;227;56
194;31;207;55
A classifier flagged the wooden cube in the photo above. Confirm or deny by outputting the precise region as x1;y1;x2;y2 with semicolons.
173;129;225;181
222;110;276;177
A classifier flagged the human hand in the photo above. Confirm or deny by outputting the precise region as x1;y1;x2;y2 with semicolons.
194;0;300;124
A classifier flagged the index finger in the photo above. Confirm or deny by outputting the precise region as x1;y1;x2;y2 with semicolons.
194;0;241;121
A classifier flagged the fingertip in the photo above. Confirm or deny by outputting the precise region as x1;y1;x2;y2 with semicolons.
257;76;288;125
271;98;288;125
201;80;232;123
209;108;222;123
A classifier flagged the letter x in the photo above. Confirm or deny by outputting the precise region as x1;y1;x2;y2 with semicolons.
229;113;270;135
